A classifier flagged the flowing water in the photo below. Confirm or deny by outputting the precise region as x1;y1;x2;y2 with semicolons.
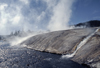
0;40;85;68
62;28;99;58
0;28;97;68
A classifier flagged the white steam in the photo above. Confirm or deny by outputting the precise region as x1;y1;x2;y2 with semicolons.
46;0;74;31
9;35;34;46
7;30;48;46
0;2;24;35
19;0;29;5
0;0;75;35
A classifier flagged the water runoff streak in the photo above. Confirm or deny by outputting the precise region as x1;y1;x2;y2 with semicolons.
62;28;99;58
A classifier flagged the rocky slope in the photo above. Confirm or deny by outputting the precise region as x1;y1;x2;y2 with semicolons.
72;29;100;68
21;28;96;54
21;27;100;68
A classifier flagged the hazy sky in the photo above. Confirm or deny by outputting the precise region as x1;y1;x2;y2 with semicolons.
0;0;100;35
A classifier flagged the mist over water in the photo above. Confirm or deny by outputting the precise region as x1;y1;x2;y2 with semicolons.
6;31;48;47
0;0;75;35
0;0;75;48
9;34;35;46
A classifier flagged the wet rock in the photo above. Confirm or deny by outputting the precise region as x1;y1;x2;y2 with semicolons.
0;45;84;68
21;27;100;68
72;30;100;68
21;28;96;54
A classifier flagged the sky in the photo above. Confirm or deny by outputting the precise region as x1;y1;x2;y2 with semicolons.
0;0;100;35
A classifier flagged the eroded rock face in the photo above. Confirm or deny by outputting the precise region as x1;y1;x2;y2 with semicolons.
21;28;96;54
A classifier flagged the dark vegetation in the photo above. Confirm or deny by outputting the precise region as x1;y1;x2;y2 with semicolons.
75;20;100;27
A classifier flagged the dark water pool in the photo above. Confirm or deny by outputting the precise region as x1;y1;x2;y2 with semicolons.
0;43;86;68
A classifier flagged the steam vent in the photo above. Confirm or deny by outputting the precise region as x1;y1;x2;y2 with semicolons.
21;27;100;68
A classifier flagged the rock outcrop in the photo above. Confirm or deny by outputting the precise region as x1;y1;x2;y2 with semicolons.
72;29;100;68
21;27;100;68
21;28;96;54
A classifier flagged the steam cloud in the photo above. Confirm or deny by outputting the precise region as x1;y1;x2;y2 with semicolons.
0;0;75;35
46;0;74;31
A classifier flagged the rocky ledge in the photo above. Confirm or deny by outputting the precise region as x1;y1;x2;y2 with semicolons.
21;27;100;68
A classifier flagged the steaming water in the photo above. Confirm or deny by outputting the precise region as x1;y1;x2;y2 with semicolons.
9;31;47;46
0;40;84;68
62;28;99;58
10;34;35;46
0;29;96;68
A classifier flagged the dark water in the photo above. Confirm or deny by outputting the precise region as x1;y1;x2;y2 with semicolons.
0;42;86;68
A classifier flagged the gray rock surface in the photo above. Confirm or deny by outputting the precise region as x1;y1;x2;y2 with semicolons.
0;41;84;68
21;27;100;68
72;29;100;68
1;27;100;68
22;28;96;54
